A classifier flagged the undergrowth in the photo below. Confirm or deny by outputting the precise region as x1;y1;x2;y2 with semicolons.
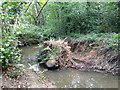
38;46;58;64
61;32;119;54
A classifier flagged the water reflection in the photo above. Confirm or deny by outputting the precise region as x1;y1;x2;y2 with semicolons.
20;45;39;67
44;69;118;88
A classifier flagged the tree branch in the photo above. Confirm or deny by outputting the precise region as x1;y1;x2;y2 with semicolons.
25;0;33;13
36;0;49;18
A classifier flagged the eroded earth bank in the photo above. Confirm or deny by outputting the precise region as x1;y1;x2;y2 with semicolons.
38;38;119;75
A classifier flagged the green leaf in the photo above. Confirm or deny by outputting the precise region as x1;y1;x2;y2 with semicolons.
8;39;14;42
5;59;8;63
5;44;9;47
1;56;5;58
13;68;15;70
42;46;51;51
1;48;5;51
11;17;14;19
13;60;18;63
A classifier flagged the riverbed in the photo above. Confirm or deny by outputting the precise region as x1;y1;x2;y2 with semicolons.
20;45;119;88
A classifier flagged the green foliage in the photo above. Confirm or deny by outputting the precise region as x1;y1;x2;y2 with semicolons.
66;32;118;53
42;2;119;35
15;25;44;45
38;46;58;64
115;33;120;39
6;66;23;78
1;33;22;69
7;2;119;38
1;2;22;70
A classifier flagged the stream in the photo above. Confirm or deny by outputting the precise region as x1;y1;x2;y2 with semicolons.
20;45;119;88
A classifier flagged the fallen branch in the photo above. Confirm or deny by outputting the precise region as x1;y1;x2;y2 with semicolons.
70;58;79;66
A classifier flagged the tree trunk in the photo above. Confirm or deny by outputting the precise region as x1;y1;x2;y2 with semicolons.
36;3;41;26
117;2;120;31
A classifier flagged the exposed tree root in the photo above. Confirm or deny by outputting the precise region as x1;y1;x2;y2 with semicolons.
37;38;119;75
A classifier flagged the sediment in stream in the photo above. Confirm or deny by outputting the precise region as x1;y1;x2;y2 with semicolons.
37;38;119;75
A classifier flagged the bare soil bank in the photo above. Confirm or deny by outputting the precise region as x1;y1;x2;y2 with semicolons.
1;66;56;88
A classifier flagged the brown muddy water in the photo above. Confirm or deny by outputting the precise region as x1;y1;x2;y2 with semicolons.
20;45;119;88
